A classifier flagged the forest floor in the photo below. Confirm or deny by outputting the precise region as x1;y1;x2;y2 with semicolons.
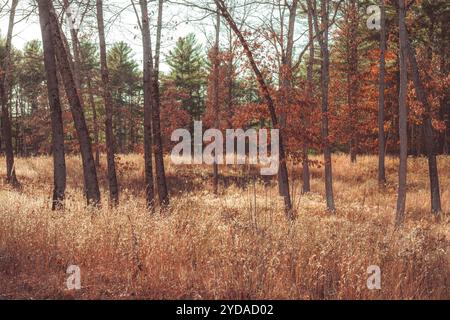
0;154;448;300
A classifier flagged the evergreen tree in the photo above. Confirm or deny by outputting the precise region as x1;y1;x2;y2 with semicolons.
166;33;206;123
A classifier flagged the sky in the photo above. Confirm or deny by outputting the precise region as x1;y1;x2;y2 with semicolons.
1;0;313;76
0;0;215;73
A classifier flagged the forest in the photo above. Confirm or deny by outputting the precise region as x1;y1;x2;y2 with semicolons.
0;0;448;300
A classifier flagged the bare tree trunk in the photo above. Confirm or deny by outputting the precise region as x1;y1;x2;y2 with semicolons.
226;27;234;129
378;0;387;185
311;0;335;212
302;2;314;194
152;0;169;206
38;0;67;210
215;0;293;219
347;0;358;164
278;0;298;196
212;5;221;195
0;0;20;187
139;0;155;210
406;39;442;216
87;77;100;167
47;1;101;206
396;0;408;227
96;0;119;206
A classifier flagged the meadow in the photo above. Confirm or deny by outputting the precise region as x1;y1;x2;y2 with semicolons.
0;154;448;299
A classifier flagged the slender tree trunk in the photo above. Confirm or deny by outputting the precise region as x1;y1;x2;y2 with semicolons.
47;1;101;206
349;0;359;163
396;0;408;227
152;0;169;206
302;2;314;194
38;0;67;210
347;0;358;164
0;0;20;187
278;0;298;196
139;0;155;210
215;0;293;219
406;39;442;216
378;0;387;185
226;27;234;129
96;0;119;205
87;77;100;167
311;0;335;212
212;5;221;195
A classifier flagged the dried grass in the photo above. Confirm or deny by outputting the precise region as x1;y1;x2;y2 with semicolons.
0;154;448;300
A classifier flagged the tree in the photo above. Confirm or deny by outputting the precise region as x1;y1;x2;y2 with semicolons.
0;0;20;186
378;0;387;185
211;5;221;195
151;0;170;207
406;39;442;216
215;0;293;219
396;0;408;227
346;0;360;163
302;0;315;194
47;0;101;206
139;0;155;210
37;0;67;210
97;0;120;205
167;34;206;124
107;41;139;153
79;40;101;167
309;0;337;212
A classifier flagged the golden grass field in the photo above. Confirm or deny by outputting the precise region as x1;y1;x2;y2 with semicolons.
0;154;448;300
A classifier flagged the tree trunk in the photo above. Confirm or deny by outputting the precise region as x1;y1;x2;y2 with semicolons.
406;39;442;216
152;0;170;206
347;0;358;164
212;5;221;195
47;1;101;206
226;27;234;129
396;0;408;227
38;0;67;210
302;2;314;194
0;0;20;187
378;0;387;185
96;0;119;206
139;0;155;210
87;77;100;167
311;0;335;212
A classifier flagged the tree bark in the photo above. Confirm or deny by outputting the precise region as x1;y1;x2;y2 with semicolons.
152;0;169;206
87;77;100;167
302;1;314;194
347;0;358;164
139;0;155;210
212;5;221;195
47;1;101;206
378;0;387;185
38;0;67;210
0;0;20;187
310;0;336;212
215;0;293;219
96;0;120;206
396;0;408;227
406;39;442;216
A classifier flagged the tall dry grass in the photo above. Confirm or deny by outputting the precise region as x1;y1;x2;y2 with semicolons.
0;154;448;299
